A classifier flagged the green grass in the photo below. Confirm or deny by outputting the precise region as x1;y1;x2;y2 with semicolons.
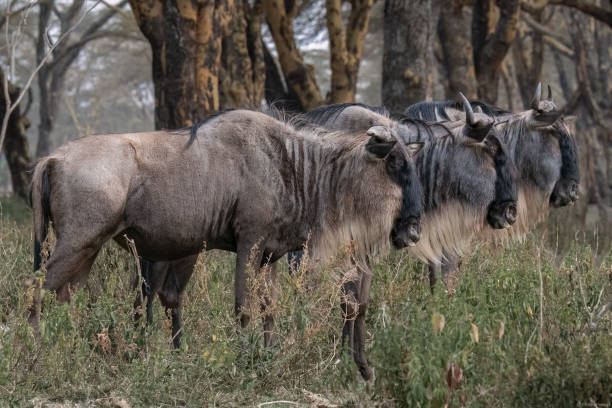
0;197;610;407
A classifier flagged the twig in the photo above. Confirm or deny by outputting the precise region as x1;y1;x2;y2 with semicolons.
0;0;101;155
257;401;298;407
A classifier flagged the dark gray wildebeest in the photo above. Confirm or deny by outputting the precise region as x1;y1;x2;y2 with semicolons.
405;83;580;290
30;109;425;380
138;99;519;369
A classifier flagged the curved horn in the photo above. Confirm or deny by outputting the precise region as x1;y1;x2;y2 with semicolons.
547;84;552;101
459;92;475;126
530;82;542;110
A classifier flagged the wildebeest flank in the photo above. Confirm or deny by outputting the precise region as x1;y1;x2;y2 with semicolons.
30;109;425;380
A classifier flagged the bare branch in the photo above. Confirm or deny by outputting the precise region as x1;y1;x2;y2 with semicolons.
522;12;572;50
0;0;101;155
550;0;612;27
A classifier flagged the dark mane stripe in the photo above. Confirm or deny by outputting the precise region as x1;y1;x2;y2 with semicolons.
172;109;236;147
404;100;510;121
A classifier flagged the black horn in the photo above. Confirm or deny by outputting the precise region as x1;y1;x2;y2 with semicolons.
547;84;553;101
459;92;475;126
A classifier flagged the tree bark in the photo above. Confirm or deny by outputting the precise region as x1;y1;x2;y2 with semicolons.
438;1;478;99
326;0;374;103
131;0;264;128
382;0;438;113
0;69;32;200
263;0;323;111
472;0;520;103
130;0;227;129
220;0;265;109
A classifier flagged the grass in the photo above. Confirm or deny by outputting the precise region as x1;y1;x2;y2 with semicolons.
0;196;610;407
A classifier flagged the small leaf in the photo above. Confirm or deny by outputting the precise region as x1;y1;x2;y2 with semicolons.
471;323;479;344
498;321;505;340
432;313;445;333
212;334;217;341
527;305;534;319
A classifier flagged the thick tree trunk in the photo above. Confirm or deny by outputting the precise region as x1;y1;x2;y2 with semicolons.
131;0;264;129
220;0;265;109
438;2;478;99
130;0;226;129
0;70;32;200
382;0;438;113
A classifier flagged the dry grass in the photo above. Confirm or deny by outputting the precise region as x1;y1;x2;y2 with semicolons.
0;196;610;407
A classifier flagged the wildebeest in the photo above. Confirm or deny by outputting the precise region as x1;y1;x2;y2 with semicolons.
30;109;425;380
405;84;580;289
140;98;519;366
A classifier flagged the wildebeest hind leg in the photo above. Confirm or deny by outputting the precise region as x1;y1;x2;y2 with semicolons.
43;243;102;302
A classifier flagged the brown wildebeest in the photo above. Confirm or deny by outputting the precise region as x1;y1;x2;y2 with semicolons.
30;109;424;380
405;83;580;290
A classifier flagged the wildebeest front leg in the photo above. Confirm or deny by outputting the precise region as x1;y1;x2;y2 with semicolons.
428;252;463;294
440;252;463;294
234;239;265;328
342;276;375;380
353;272;373;380
428;262;441;294
261;262;279;347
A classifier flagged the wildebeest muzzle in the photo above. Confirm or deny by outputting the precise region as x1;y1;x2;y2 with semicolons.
487;200;517;229
391;216;421;248
550;178;579;207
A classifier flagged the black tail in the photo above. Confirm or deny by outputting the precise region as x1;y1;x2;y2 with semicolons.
32;159;52;272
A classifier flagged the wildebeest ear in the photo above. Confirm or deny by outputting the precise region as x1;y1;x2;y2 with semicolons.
366;126;397;159
405;142;424;158
563;115;577;127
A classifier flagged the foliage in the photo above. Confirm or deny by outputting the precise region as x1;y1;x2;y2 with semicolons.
0;198;610;407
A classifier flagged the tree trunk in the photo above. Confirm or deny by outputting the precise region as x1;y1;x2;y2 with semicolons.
263;42;304;112
472;0;520;103
326;0;374;103
131;0;264;129
0;70;32;200
263;0;323;111
382;0;437;113
438;2;478;100
219;0;266;109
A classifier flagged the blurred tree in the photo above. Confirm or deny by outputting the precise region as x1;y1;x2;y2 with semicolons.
382;0;438;113
326;0;374;102
471;0;520;103
0;68;32;199
36;0;128;157
438;1;478;100
263;0;323;110
263;0;375;109
129;0;264;129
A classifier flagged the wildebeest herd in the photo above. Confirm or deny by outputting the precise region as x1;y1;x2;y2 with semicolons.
28;83;579;380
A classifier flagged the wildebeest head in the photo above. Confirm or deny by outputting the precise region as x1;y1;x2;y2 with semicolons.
364;125;424;248
458;93;518;229
526;84;580;207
